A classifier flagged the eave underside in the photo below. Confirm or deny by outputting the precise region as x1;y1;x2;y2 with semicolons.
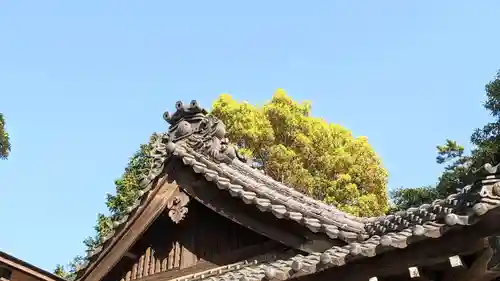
75;100;500;281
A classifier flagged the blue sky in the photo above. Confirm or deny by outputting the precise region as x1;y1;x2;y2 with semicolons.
1;0;499;273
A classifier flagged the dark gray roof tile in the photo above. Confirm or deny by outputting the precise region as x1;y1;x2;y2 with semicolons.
76;100;500;278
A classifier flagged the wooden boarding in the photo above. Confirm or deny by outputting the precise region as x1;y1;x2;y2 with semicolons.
74;100;500;281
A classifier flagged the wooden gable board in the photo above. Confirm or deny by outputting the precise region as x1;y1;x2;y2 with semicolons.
78;166;179;281
75;99;500;281
0;251;65;281
77;160;305;281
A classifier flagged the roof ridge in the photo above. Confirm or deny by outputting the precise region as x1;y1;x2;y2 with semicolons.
199;169;500;280
228;160;366;227
75;99;500;279
0;251;66;281
154;99;371;241
157;100;378;224
229;159;366;222
365;164;500;236
173;144;367;241
158;100;500;242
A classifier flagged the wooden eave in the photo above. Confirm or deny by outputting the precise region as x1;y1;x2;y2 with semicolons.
75;99;500;281
76;161;180;281
77;159;330;281
172;158;344;253
0;251;66;281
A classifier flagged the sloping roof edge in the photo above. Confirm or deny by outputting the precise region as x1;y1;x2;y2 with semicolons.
0;251;66;281
76;166;180;281
75;99;500;280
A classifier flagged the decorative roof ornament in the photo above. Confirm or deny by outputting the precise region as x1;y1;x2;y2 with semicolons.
141;100;247;187
162;100;246;162
76;99;500;280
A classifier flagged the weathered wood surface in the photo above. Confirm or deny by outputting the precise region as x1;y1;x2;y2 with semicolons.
173;160;341;253
450;236;500;281
112;197;272;281
166;188;190;224
82;166;178;281
130;241;288;281
294;210;500;281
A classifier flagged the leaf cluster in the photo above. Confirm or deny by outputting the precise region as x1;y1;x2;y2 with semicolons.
211;90;389;216
391;70;500;210
0;113;11;160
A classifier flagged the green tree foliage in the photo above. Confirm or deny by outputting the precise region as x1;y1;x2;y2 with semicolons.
57;91;389;276
470;70;500;165
390;186;439;212
211;90;389;216
0;113;11;159
53;265;67;278
391;70;500;210
54;137;158;279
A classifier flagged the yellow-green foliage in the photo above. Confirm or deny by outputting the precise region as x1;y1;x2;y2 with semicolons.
211;90;389;216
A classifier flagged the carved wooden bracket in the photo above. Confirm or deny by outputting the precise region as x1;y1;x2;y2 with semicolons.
166;189;190;223
454;236;500;281
487;236;500;272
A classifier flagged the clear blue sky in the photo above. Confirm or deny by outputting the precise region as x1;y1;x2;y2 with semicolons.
1;0;499;273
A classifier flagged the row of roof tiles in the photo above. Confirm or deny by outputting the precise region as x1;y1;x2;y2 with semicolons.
163;141;500;280
76;100;500;279
169;141;500;241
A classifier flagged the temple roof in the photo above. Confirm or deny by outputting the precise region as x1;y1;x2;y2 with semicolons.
76;100;500;281
0;251;66;281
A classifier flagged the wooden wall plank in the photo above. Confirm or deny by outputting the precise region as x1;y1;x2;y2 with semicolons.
137;254;144;279
99;165;281;281
155;258;161;274
149;249;156;276
131;263;138;280
143;248;150;277
173;241;181;269
110;197;274;280
166;243;174;270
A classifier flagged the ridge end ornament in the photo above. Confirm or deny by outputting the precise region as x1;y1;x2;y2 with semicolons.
162;99;246;164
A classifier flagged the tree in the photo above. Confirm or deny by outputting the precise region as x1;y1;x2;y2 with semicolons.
390;185;439;212
470;70;500;165
54;264;75;280
391;70;500;210
56;91;389;275
0;113;11;159
390;139;469;211
54;137;158;278
211;90;389;216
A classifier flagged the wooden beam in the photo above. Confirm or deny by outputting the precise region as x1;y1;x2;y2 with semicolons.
173;162;324;253
123;252;138;260
79;161;180;281
293;214;500;281
455;236;500;281
487;236;500;272
294;208;500;281
133;241;291;281
0;256;62;281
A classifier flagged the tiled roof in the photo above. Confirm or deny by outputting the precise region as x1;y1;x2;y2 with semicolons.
171;146;367;241
76;100;500;280
0;251;66;281
202;183;500;281
159;100;500;280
